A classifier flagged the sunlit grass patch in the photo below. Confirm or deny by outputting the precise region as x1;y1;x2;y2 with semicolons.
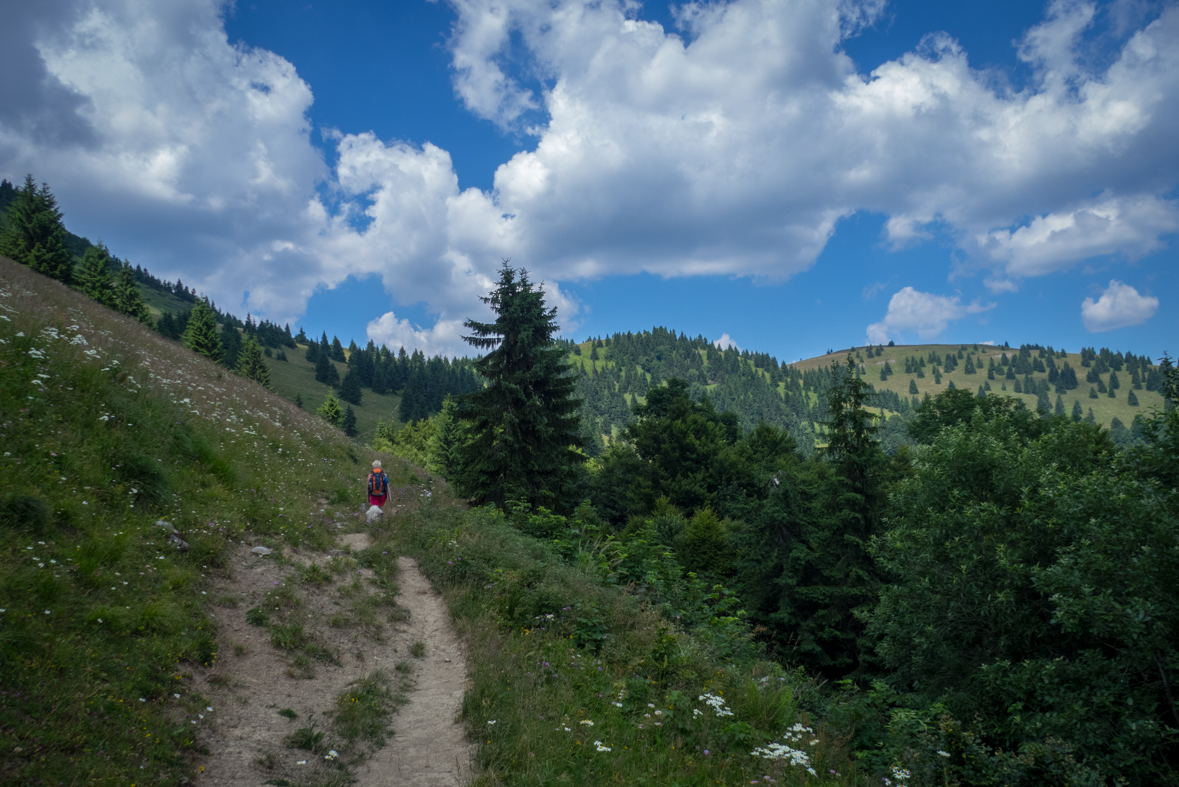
0;260;411;785
377;499;862;786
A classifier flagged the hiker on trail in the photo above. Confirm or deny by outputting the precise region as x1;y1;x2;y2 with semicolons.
367;460;389;509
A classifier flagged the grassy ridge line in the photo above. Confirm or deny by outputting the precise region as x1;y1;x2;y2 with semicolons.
574;338;1159;430
379;500;861;787
0;258;418;785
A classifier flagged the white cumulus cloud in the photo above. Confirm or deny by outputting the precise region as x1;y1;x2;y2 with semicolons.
866;286;994;344
713;333;740;350
1080;280;1159;332
1;0;1177;353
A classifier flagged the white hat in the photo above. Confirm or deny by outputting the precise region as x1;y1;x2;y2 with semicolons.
372;460;382;469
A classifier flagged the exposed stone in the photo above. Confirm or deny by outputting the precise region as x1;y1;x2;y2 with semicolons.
250;546;272;556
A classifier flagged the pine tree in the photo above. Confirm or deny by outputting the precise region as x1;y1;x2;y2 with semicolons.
909;378;918;395
1072;400;1083;422
330;336;346;362
0;175;73;284
76;243;117;307
220;325;243;369
339;370;363;405
342;405;358;437
1127;389;1139;407
294;393;304;409
236;335;272;389
113;263;151;324
1086;407;1096;425
182;299;223;363
1055;394;1066;416
458;263;583;510
429;396;468;480
318;393;343;426
315;352;339;387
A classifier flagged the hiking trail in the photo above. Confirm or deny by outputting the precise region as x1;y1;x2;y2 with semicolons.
193;524;473;786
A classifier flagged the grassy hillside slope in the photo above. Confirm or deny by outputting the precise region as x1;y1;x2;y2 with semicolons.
0;256;870;787
0;257;415;784
262;344;402;443
797;343;1164;427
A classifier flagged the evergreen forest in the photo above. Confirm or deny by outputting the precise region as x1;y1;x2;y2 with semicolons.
3;176;1178;785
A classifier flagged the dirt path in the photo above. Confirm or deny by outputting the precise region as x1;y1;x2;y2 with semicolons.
193;530;472;786
355;557;473;787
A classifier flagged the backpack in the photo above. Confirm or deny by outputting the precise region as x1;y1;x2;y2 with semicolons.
368;471;388;497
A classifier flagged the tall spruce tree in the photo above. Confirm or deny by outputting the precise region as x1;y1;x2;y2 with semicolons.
0;175;73;284
339;369;363;405
341;405;358;437
236;335;271;389
182;299;223;363
76;242;117;307
458;263;583;510
805;355;886;670
113;262;152;324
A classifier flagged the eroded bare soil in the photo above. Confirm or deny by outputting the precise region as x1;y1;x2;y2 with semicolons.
192;522;472;786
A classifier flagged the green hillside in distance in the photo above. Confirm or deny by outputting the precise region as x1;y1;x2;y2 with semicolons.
794;342;1164;428
567;331;1165;456
264;344;401;442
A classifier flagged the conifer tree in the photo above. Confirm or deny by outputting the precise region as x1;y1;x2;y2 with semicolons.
315;351;339;387
909;378;919;395
0;175;73;284
113;263;152;324
1055;394;1066;416
342;405;358;437
458;263;583;510
236;335;271;389
339;369;363;405
318;393;343;426
330;336;346;362
1072;400;1083;422
220;324;243;369
77;243;117;307
1128;389;1139;407
294;393;304;409
429;396;468;480
182;299;223;363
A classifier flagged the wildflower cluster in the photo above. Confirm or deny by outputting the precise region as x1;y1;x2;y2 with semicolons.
698;692;734;717
750;724;818;776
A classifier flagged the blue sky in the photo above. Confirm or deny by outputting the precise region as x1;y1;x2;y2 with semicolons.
1;0;1175;362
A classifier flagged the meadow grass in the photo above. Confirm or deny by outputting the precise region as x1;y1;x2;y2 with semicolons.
264;347;402;443
0;259;418;785
375;498;864;787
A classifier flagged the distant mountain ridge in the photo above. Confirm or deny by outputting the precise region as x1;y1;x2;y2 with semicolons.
570;331;1166;455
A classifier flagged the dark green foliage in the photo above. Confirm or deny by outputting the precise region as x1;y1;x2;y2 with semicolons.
220;324;242;369
458;264;583;511
113;263;151;324
0;493;51;536
182;299;223;363
236;335;272;389
339;369;363;405
0;175;72;284
1128;389;1139;406
76;243;117;307
330;336;346;362
867;414;1177;784
1072;399;1083;421
342;406;358;438
314;351;340;387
